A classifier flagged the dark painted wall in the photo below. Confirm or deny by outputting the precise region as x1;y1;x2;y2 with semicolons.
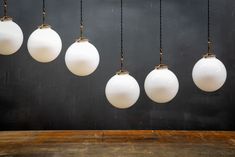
0;0;235;130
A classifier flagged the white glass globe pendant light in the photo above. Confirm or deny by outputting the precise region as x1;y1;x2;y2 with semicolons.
0;0;23;55
144;0;179;103
192;0;227;92
27;0;62;63
65;0;99;76
105;0;140;109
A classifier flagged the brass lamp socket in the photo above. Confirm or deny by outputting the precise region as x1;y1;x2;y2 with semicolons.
0;16;12;21
38;24;51;29
155;64;168;69
116;70;129;75
76;37;89;42
203;53;216;58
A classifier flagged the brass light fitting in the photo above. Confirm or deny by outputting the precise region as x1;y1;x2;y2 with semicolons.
203;40;216;58
156;64;168;69
76;37;89;42
116;70;129;75
38;24;51;29
0;16;12;21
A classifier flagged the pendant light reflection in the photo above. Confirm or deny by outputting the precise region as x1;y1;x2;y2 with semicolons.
27;0;62;63
105;0;140;109
192;0;226;92
65;0;100;76
144;0;179;103
0;0;23;55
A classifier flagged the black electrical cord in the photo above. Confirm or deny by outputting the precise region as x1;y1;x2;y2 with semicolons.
120;0;124;71
208;0;210;43
159;0;163;64
3;0;7;17
80;0;84;38
207;0;212;53
80;0;83;26
42;0;46;25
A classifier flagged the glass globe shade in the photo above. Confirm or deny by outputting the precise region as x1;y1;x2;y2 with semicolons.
27;27;62;63
105;73;140;109
144;67;179;103
65;40;100;76
192;56;227;92
0;20;23;55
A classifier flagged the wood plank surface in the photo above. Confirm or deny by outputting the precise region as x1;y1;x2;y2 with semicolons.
0;130;235;157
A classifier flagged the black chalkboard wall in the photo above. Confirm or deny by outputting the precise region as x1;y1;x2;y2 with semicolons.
0;0;235;131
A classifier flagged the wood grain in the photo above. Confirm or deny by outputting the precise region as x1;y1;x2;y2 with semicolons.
0;130;235;157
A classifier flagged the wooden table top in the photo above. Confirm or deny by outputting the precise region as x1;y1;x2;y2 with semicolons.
0;130;235;157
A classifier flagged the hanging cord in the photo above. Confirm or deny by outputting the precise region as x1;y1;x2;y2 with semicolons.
39;0;50;28
207;0;213;55
120;0;124;72
156;0;168;69
42;0;46;25
1;0;11;21
159;0;163;65
3;0;7;17
80;0;84;39
207;0;210;44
